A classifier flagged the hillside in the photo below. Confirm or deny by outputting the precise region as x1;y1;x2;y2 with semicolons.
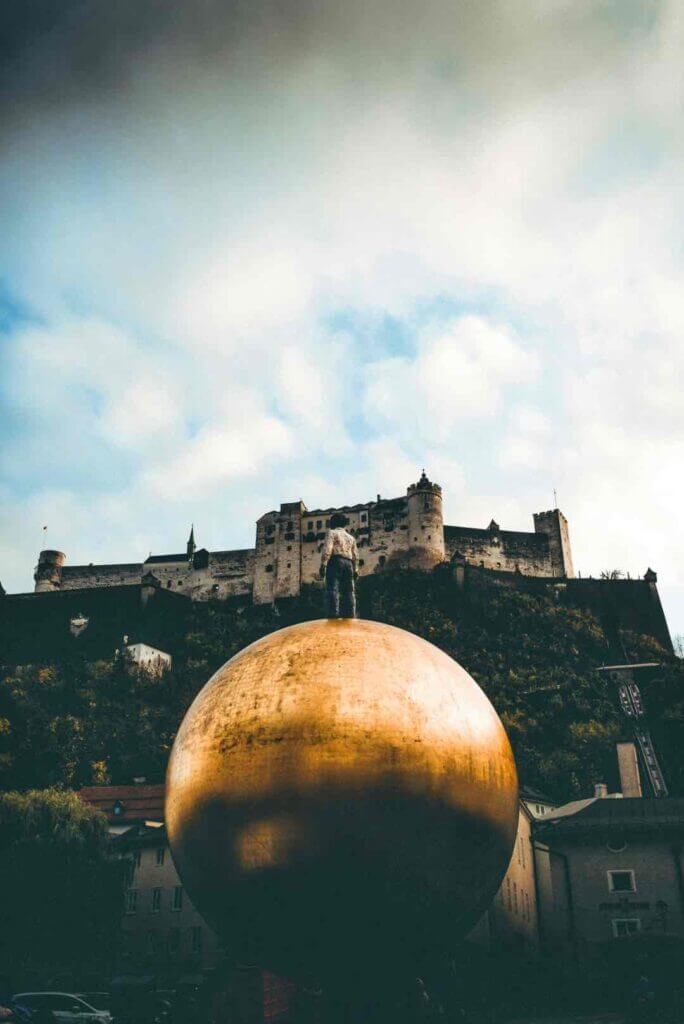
1;568;682;801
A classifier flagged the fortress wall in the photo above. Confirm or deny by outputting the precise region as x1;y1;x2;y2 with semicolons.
364;499;410;574
194;550;254;600
60;564;142;590
300;506;374;585
144;560;191;592
444;527;554;576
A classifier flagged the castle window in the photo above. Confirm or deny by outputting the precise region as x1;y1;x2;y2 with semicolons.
167;580;172;588
308;522;313;531
612;918;640;938
359;559;365;567
378;555;386;568
608;870;635;893
265;564;274;573
266;524;274;535
172;885;183;911
316;520;322;529
287;545;292;552
361;513;367;522
287;521;293;531
286;562;291;569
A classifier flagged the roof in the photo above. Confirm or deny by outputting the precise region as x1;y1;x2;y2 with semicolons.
209;549;253;559
78;784;165;823
536;797;684;838
306;503;374;516
144;553;188;565
444;524;543;544
62;563;142;576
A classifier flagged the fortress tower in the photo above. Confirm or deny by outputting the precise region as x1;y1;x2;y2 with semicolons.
407;471;445;571
34;549;65;592
533;509;574;578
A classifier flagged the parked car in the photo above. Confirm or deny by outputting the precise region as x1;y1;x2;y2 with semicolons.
76;997;111;1016
13;993;112;1024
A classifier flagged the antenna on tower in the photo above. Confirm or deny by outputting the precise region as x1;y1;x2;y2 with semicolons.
553;488;558;509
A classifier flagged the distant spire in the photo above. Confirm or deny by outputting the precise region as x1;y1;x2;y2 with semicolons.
187;524;196;560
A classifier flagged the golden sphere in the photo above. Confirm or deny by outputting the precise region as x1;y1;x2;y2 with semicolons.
166;619;518;984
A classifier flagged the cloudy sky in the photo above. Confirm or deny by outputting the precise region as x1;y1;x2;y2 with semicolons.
1;0;682;638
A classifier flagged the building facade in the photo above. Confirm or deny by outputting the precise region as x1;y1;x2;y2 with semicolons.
534;795;684;960
29;473;574;605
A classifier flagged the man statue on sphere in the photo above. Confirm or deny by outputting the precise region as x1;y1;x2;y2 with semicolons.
319;513;359;618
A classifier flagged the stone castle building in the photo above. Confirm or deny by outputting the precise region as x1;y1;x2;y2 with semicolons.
32;472;574;604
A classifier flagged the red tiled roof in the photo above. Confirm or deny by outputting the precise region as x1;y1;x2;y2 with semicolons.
78;784;165;823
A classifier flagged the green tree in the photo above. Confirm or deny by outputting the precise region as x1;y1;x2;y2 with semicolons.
0;789;125;980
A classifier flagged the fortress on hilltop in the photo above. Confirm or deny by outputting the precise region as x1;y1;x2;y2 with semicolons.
1;471;672;664
30;472;575;604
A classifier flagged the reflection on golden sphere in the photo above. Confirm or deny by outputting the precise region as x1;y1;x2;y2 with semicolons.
166;619;518;984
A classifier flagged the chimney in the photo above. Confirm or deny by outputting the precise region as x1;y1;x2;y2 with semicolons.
594;783;608;799
617;742;642;798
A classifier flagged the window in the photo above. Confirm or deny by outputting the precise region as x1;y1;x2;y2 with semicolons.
168;927;180;953
361;513;367;522
172;885;183;911
265;564;274;573
316;520;322;529
191;926;203;954
286;562;291;569
612;918;641;938
308;522;313;531
125;889;138;914
608;870;636;893
156;847;165;866
152;888;162;912
378;555;386;568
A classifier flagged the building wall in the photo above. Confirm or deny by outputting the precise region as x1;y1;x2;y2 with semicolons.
491;806;539;952
536;836;684;958
468;804;539;954
445;527;554;577
60;564;142;590
193;551;254;601
533;510;574;578
123;837;221;971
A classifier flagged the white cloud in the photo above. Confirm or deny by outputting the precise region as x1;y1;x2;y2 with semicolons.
1;0;684;637
365;316;537;444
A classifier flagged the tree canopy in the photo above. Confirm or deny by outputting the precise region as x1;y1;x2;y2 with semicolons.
1;570;681;802
0;788;125;981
